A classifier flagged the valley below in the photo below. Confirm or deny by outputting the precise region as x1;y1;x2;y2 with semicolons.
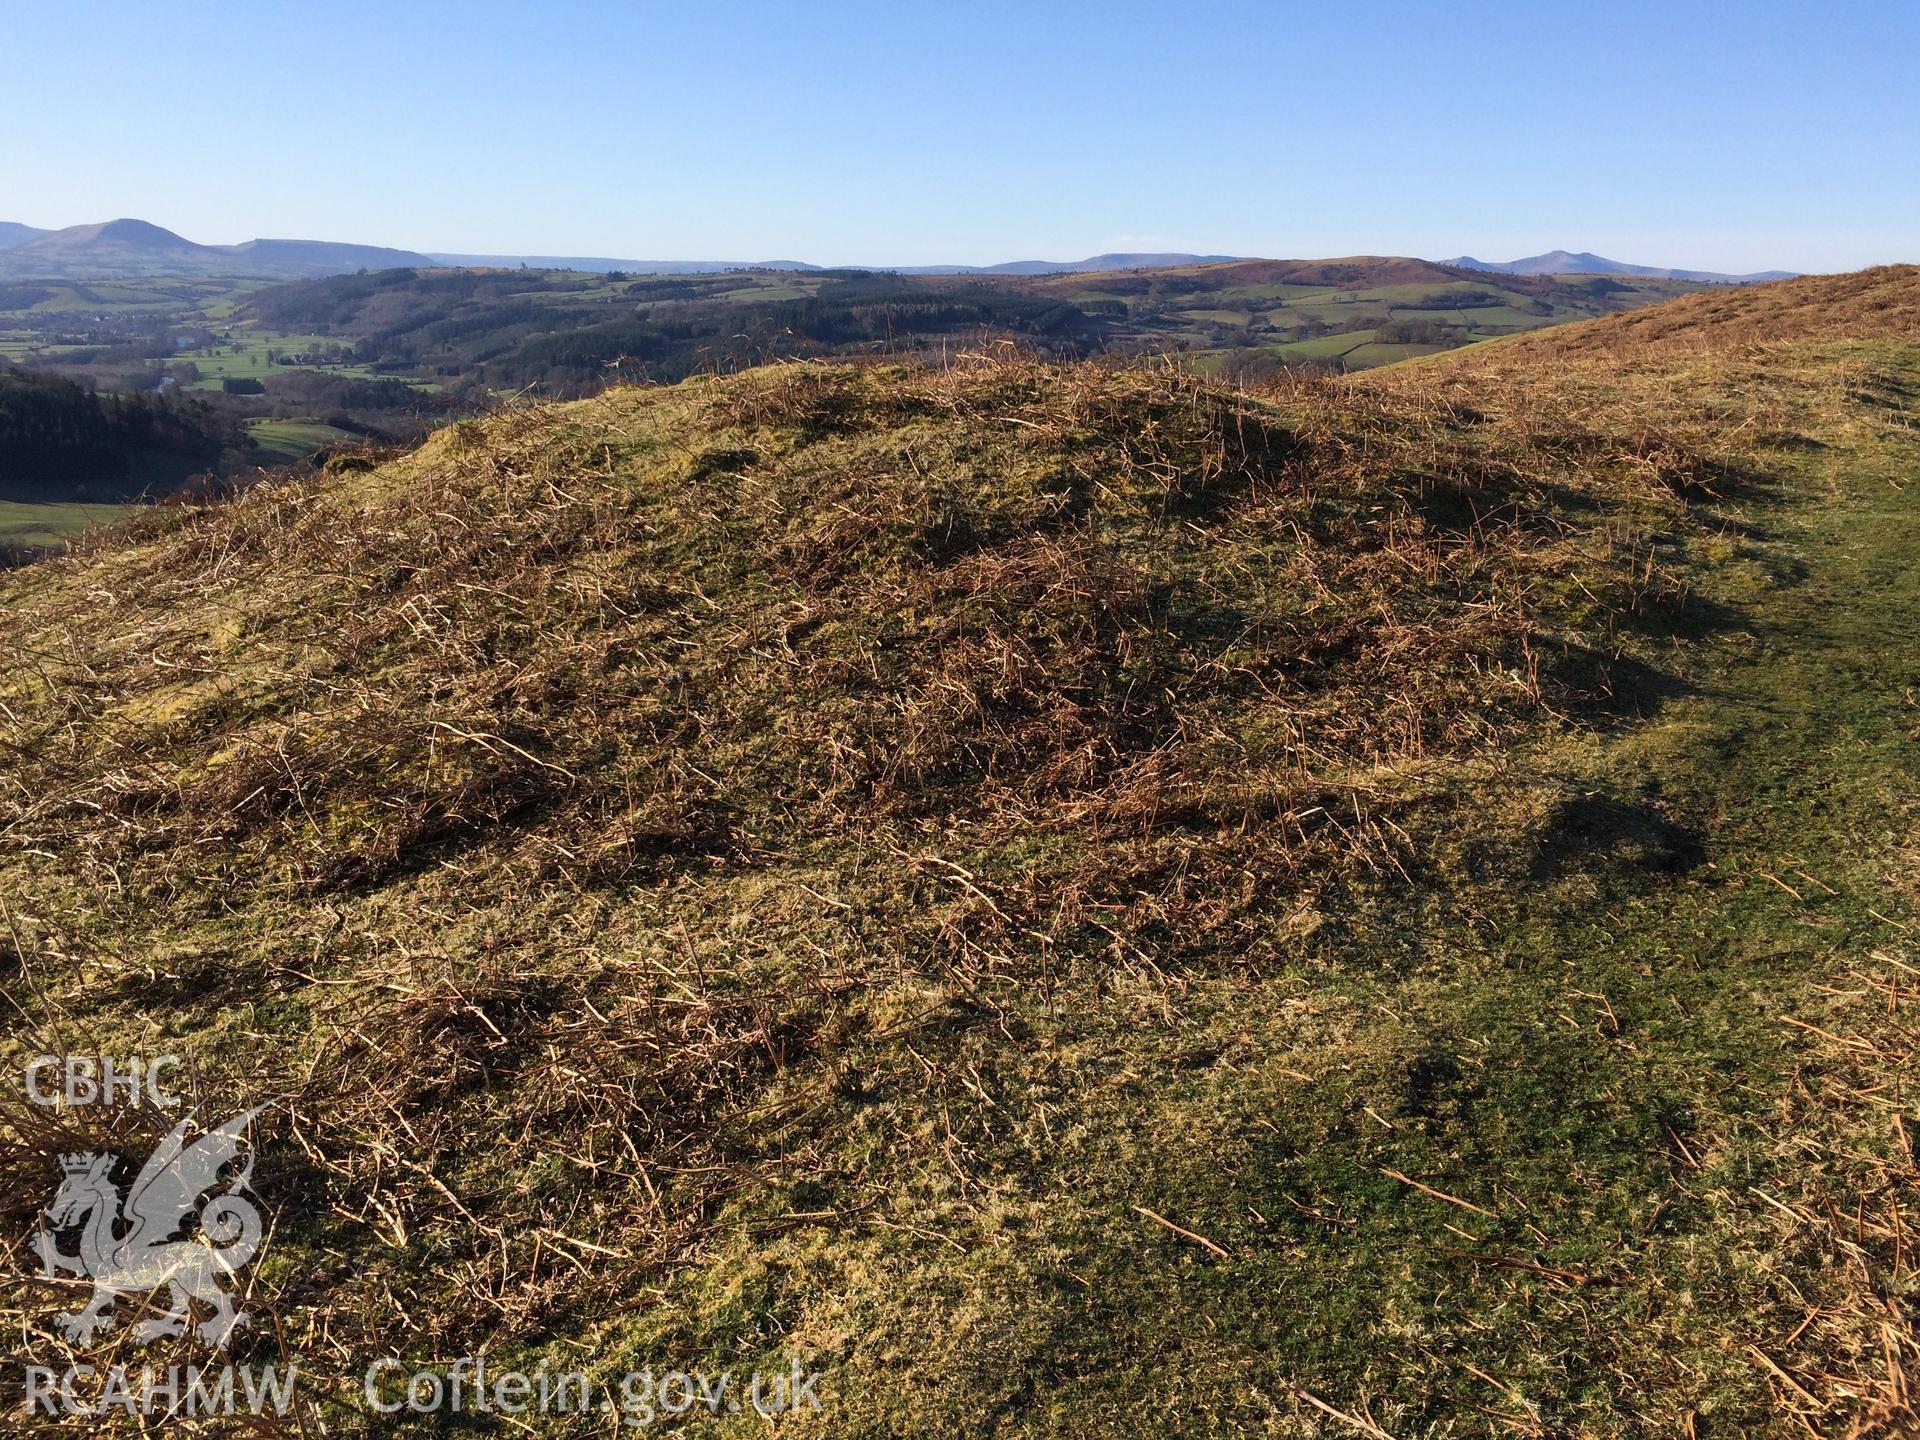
0;250;1708;557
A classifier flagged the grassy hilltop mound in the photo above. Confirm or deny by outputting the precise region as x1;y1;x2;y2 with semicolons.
3;273;1919;1436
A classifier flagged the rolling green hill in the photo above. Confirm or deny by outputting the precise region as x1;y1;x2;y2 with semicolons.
2;268;1917;1437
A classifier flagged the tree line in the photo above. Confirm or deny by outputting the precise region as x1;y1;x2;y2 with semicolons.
0;367;243;501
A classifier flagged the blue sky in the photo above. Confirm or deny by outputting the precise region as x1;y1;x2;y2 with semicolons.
2;0;1914;272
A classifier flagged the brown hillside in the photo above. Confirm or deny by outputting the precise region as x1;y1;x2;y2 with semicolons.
1033;255;1469;292
1470;263;1920;361
1201;256;1466;288
0;355;1734;1428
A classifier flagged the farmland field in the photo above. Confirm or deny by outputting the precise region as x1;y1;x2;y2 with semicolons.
176;333;386;389
245;417;360;463
0;499;124;550
0;259;1719;427
0;275;402;391
1;258;1728;511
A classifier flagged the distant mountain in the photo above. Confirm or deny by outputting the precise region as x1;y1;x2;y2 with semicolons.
229;238;440;273
1444;249;1795;284
0;221;1806;287
0;218;436;279
420;252;1243;276
19;218;209;266
892;253;1245;276
0;221;1247;281
426;253;822;273
0;222;50;251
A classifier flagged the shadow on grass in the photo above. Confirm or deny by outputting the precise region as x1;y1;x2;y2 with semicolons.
1529;788;1707;881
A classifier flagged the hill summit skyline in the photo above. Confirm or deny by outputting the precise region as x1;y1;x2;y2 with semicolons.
0;217;437;279
0;216;1805;284
1444;248;1798;284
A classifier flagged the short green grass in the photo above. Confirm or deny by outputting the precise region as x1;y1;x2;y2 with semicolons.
1277;330;1377;358
1181;307;1256;325
1342;339;1456;365
175;334;384;388
0;499;126;549
244;417;359;464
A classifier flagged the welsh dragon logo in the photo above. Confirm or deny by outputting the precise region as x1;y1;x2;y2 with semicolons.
35;1108;266;1348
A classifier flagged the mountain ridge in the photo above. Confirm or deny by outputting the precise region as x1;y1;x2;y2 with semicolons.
0;218;438;279
1446;248;1796;284
890;251;1247;275
0;221;51;250
0;221;1253;281
420;250;1247;275
0;219;1802;287
423;253;827;273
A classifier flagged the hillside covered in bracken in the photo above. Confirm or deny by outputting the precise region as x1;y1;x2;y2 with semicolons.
3;268;1919;1436
1479;262;1920;360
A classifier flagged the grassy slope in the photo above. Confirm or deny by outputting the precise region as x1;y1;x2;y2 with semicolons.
0;500;126;550
785;336;1920;1438
1;272;1917;1436
243;417;358;464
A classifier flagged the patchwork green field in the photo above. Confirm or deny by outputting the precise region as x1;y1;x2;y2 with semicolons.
0;257;1714;445
175;334;385;389
0;273;445;503
0;276;397;393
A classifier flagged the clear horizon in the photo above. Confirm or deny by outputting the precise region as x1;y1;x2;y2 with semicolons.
4;0;1916;275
